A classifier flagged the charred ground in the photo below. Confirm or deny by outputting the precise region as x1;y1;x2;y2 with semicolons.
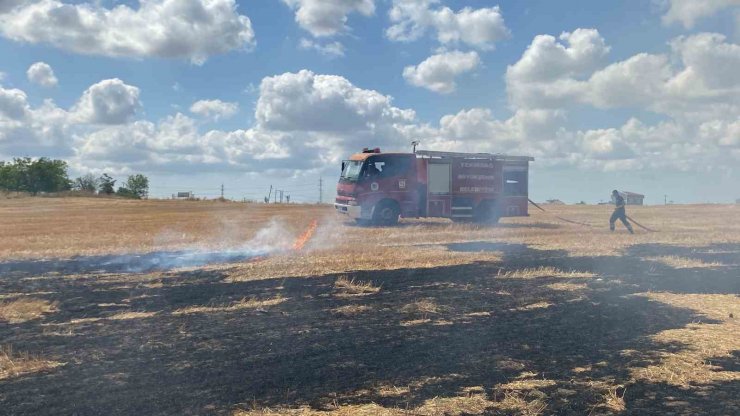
1;199;738;415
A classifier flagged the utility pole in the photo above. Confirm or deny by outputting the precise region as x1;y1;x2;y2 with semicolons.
220;184;224;199
664;195;667;205
319;177;323;204
279;190;284;204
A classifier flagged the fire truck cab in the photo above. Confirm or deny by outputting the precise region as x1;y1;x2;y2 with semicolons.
335;148;534;225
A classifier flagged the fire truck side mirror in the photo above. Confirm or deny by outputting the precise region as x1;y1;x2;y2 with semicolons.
341;161;345;172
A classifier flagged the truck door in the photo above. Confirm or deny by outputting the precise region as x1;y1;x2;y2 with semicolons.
361;154;418;218
427;162;451;217
502;163;529;216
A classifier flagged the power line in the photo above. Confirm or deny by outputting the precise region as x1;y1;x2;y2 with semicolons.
146;177;335;202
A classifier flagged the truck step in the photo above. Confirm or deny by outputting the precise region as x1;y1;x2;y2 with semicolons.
451;206;473;218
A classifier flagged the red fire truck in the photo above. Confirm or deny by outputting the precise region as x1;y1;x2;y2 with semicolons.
334;148;534;225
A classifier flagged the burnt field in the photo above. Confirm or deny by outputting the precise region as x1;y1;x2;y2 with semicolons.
1;198;739;415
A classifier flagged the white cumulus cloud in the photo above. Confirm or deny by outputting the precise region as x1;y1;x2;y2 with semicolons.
505;28;610;107
72;79;141;125
3;40;739;180
399;29;739;173
255;69;415;134
0;84;73;157
0;85;30;120
282;0;375;37
0;0;255;64
190;99;239;120
669;32;740;91
403;50;480;93
660;0;740;28
3;70;422;174
506;29;740;121
299;38;345;57
387;0;509;49
26;62;58;87
507;29;610;83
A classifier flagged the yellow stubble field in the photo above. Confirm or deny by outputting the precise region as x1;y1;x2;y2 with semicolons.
1;197;739;415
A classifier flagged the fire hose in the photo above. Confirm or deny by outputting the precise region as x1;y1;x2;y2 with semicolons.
625;215;657;232
527;199;657;232
527;199;594;227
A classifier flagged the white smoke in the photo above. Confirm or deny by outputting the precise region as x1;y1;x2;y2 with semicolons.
122;217;299;273
303;213;343;252
0;217;318;276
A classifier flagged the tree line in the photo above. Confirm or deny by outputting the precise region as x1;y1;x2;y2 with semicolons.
0;157;149;199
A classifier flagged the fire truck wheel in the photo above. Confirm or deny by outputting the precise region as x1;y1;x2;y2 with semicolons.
372;201;399;226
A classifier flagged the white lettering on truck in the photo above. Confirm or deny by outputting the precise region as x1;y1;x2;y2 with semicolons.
460;162;494;168
457;174;496;181
459;187;496;193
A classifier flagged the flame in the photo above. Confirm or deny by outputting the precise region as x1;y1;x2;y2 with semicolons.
292;219;318;251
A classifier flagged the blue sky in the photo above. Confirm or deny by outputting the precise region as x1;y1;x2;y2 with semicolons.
1;0;739;203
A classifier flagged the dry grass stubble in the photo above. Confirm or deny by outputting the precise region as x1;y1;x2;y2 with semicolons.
173;296;287;315
333;276;381;297
0;297;57;323
630;292;740;386
0;345;63;380
644;255;725;269
2;199;740;415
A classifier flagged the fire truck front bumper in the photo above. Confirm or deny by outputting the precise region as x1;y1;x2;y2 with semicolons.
334;203;365;220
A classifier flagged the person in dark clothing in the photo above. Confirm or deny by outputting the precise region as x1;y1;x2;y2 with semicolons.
610;190;634;234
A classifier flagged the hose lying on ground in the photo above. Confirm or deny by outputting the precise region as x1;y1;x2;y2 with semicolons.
626;215;657;232
527;199;594;228
527;199;658;232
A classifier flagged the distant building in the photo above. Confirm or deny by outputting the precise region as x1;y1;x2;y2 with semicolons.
173;191;194;200
545;199;565;205
614;191;644;205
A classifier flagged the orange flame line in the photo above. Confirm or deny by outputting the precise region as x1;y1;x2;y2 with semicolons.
292;219;318;251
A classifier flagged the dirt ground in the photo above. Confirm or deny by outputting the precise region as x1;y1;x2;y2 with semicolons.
1;198;739;415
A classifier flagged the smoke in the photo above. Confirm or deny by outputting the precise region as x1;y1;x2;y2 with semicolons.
303;213;344;252
119;218;303;273
0;218;321;276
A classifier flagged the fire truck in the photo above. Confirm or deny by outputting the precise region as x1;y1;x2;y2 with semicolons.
334;148;534;225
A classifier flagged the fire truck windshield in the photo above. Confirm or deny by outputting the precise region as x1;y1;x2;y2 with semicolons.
340;160;363;182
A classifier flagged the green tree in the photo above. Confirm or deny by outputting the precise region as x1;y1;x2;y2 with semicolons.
98;173;116;195
29;158;70;194
73;174;99;193
126;174;149;199
0;157;71;194
116;186;134;198
0;161;15;191
0;157;31;192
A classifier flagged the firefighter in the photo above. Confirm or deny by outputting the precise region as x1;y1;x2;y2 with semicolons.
610;190;634;234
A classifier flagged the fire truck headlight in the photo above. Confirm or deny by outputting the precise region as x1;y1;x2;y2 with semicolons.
347;200;358;206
